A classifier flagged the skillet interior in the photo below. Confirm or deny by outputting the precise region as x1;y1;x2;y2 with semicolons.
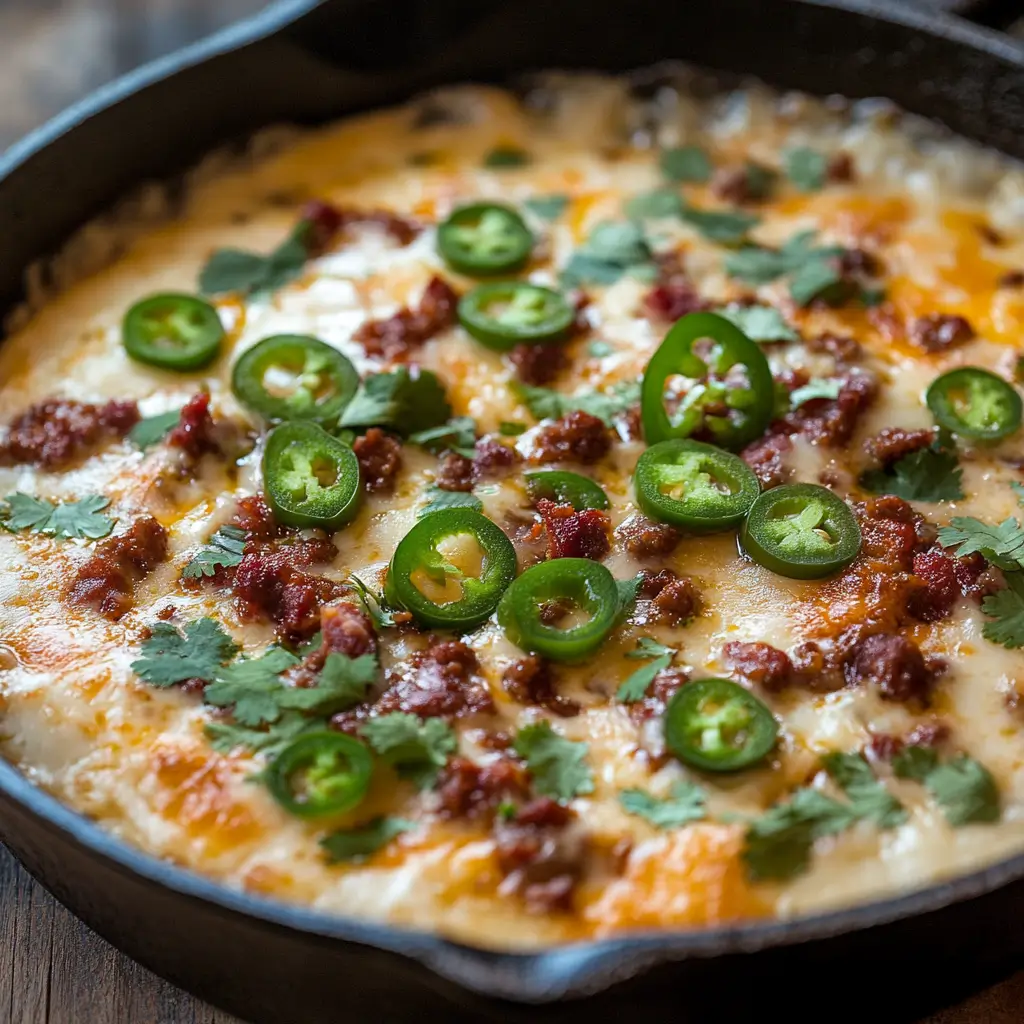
3;0;1024;1019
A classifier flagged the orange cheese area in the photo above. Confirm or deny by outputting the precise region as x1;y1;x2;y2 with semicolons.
1;71;1024;951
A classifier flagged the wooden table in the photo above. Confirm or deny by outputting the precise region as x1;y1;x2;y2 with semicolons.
3;1;1024;1020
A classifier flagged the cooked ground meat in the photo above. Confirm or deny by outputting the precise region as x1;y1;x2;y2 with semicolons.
863;426;935;466
740;431;793;489
828;152;856;182
231;494;286;541
651;576;700;625
435;756;529;820
843;632;935;702
473;437;522;478
866;721;951;762
805;332;863;363
502;654;580;717
642;251;708;323
494;798;588;914
353;428;403;493
166;392;219;459
435;451;475;492
781;372;878;446
66;516;168;620
510;342;570;385
615;514;681;558
354;276;458;361
908;313;974;353
855;495;927;571
535;498;610;561
0;397;139;468
286;600;378;689
530;410;611;465
907;547;987;623
300;198;421;253
723;641;794;693
628;667;690;723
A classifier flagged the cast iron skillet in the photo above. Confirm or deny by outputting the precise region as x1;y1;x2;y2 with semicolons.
3;1;1024;1020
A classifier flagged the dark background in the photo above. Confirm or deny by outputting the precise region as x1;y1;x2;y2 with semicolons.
1;0;1024;1020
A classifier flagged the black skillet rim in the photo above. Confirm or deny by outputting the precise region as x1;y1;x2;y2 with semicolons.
3;0;1024;1004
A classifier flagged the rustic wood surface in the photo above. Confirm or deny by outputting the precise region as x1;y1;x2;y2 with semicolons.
3;1;1024;1021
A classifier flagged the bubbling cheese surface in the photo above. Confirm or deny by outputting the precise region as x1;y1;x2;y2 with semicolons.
1;70;1024;949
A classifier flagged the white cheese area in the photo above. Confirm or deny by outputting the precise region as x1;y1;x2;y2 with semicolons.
0;71;1023;947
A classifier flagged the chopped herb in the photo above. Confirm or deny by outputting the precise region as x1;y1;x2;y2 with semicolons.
626;636;678;659
1011;481;1024;506
205;711;309;757
980;574;1024;649
561;221;656;287
524;194;570;221
938;516;1024;571
860;445;965;503
742;161;777;201
181;525;246;579
199;222;309;297
789;378;843;409
659;145;713;183
895;746;1000;825
132;617;240;688
128;409;181;449
347;574;399;630
417;487;483;518
620;780;707;828
859;285;887;307
514;380;640;426
788;256;847;307
724;230;847;307
615;573;644;624
499;421;527;437
361;713;457;789
624;189;684;221
679;205;759;245
483;146;531;168
513;721;593;801
321;816;414;863
616;653;672;703
338;367;451;435
716;303;798;343
284;652;378;714
822;752;907;828
408;416;477;458
203;648;301;726
1;493;115;541
783;146;828;192
587;340;614;358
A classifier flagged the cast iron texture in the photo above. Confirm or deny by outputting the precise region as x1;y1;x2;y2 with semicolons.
2;1;1024;1020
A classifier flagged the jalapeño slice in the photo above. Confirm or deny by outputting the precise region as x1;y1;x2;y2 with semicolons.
437;203;533;276
497;558;620;662
265;732;374;818
641;311;774;450
664;678;778;772
123;293;224;371
925;366;1022;442
385;508;517;629
635;439;760;531
458;282;574;350
232;334;358;424
262;421;361;530
741;483;861;579
525;470;610;511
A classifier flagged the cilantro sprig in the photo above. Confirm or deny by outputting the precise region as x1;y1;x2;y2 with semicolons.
524;194;569;221
321;816;414;863
620;780;706;828
408;416;477;458
724;230;849;307
513;721;593;801
361;713;457;789
181;525;246;579
616;637;678;703
980;575;1024;650
199;222;309;298
417;487;483;518
783;146;827;192
561;221;657;287
893;746;1000;826
339;367;451;435
1;493;115;541
659;145;712;183
861;445;964;502
938;516;1024;571
514;380;639;427
716;304;798;343
128;409;181;449
131;618;240;688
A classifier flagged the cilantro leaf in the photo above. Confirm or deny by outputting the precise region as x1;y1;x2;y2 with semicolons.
615;573;644;624
524;194;569;221
181;525;246;579
626;636;678;659
408;416;477;457
2;493;115;541
620;780;707;828
338;367;451;435
724;231;846;307
483;146;530;168
561;221;656;287
624;189;684;221
742;161;777;201
320;816;414;863
743;788;857;881
861;446;965;503
205;710;310;757
822;752;907;828
347;574;399;630
132;618;240;688
281;652;378;715
789;378;843;409
981;574;1024;649
417;487;483;518
514;380;639;427
361;713;457;788
716;304;798;343
513;721;593;800
128;409;181;449
199;223;309;297
938;516;1024;571
204;648;300;726
499;420;527;436
659;145;712;183
788;256;846;307
616;653;672;703
784;146;828;192
923;755;1000;826
892;745;940;782
1011;481;1024;506
679;205;759;245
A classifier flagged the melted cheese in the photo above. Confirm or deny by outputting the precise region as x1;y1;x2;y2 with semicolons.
1;71;1024;949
